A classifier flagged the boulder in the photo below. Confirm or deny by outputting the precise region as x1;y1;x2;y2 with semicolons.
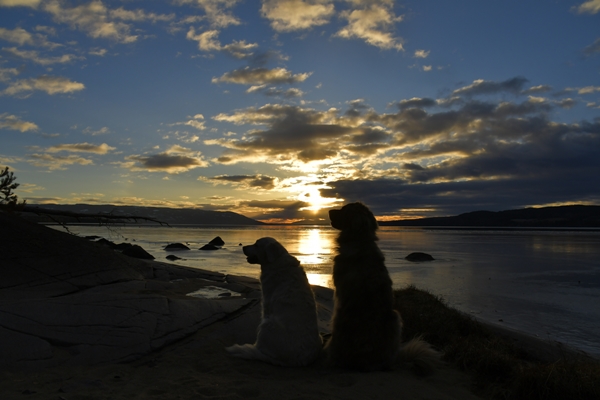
405;252;435;262
95;238;116;248
208;236;225;246
122;244;155;260
166;255;183;261
114;242;133;251
199;244;219;251
165;243;190;251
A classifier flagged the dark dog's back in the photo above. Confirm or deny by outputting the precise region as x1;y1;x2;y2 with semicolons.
328;243;401;370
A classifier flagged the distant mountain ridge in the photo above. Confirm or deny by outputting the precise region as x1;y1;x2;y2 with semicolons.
24;204;264;226
378;205;600;228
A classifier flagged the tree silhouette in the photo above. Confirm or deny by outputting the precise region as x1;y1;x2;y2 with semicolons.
0;166;21;207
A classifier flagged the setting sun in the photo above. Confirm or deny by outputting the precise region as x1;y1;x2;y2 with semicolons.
299;187;338;212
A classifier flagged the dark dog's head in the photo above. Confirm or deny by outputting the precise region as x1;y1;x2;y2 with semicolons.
243;237;290;266
329;202;378;242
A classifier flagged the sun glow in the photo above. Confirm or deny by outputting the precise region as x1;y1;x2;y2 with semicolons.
298;186;339;212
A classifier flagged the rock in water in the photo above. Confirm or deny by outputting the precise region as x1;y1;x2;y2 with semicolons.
199;244;219;251
165;243;190;251
208;236;225;246
405;252;435;262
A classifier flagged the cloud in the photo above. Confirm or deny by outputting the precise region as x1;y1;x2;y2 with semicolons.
568;85;600;95
124;145;209;173
0;27;60;48
186;28;257;58
583;38;600;55
28;153;94;170
395;97;437;110
110;7;174;23
2;47;83;65
557;98;576;109
212;67;311;85
452;77;529;97
203;75;600;218
172;114;206;130
237;198;313;221
208;104;369;164
0;113;38;132
46;143;116;154
82;126;110;135
201;174;278;189
89;47;107;56
260;0;335;32
0;67;19;82
176;0;241;27
573;0;600;14
247;85;305;98
414;49;429;58
1;75;85;96
336;2;404;50
308;91;600;216
522;84;553;94
43;0;138;43
0;0;41;7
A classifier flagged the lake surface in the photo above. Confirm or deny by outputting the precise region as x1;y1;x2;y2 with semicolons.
52;224;600;357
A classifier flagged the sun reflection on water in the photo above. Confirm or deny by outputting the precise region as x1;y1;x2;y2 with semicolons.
296;228;335;288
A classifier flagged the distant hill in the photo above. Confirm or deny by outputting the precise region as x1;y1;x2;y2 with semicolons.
22;204;264;226
378;205;600;228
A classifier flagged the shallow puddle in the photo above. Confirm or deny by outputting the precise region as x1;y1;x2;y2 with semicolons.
186;285;242;299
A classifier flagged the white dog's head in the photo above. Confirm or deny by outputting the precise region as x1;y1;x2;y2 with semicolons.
243;237;290;266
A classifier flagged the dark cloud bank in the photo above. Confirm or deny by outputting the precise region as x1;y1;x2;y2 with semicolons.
210;77;600;218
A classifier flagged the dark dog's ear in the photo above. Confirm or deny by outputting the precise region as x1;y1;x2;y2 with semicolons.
350;208;378;234
329;209;349;230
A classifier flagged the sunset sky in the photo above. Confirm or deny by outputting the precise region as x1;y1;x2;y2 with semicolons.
1;0;600;223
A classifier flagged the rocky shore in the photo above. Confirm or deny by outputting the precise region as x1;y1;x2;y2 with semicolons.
5;211;578;399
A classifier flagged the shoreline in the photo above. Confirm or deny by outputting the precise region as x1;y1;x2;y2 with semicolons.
2;212;598;399
44;221;600;360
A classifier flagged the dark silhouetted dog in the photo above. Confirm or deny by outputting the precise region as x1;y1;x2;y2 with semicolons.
325;202;439;372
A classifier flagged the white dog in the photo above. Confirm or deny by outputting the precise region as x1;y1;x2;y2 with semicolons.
225;237;323;366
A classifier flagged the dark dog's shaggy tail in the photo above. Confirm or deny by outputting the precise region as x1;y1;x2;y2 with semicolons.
396;336;442;375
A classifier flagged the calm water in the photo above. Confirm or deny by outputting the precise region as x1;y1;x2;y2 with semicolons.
53;224;600;357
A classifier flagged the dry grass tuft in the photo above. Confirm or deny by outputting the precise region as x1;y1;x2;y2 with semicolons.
394;285;600;400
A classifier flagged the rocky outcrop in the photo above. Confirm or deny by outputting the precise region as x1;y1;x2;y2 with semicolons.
0;212;265;370
122;244;155;259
